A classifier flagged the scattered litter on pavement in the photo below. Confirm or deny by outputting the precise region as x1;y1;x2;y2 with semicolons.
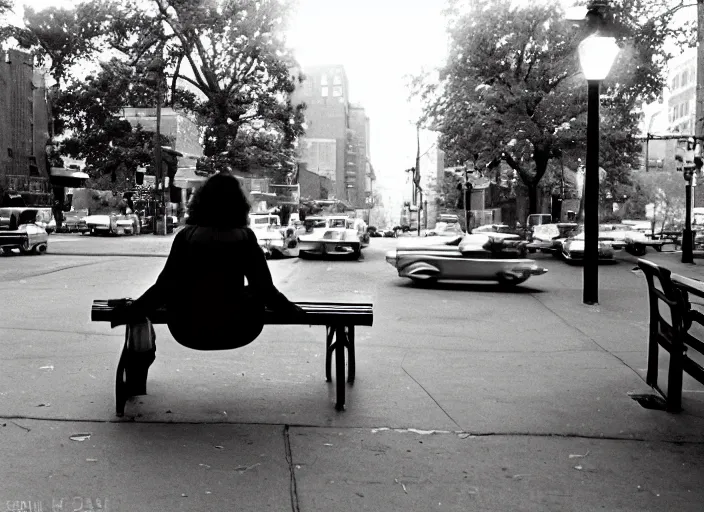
70;433;92;442
457;433;474;439
86;459;98;462
199;464;211;469
205;491;211;495
181;494;187;498
214;445;224;449
371;427;451;435
222;411;227;416
323;443;333;446
569;450;590;459
394;479;408;493
512;474;530;480
36;403;50;407
295;465;301;469
39;365;54;370
574;465;583;470
166;410;172;414
234;463;260;473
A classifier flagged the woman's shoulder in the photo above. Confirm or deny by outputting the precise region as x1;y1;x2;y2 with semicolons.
179;224;254;242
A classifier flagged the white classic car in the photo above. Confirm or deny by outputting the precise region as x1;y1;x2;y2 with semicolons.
0;208;49;255
386;233;547;286
298;216;363;258
249;213;299;258
84;211;141;235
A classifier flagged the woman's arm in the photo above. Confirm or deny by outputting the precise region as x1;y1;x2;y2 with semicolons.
243;228;299;311
128;228;189;316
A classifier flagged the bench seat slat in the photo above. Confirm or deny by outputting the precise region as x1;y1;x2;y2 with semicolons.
91;300;374;327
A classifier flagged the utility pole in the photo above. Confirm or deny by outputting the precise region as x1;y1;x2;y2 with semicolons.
416;124;422;235
696;0;704;210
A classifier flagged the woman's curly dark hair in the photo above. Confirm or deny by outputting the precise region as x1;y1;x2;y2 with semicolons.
186;172;251;228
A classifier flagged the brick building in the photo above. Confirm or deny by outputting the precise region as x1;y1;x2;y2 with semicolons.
0;49;54;206
292;64;373;207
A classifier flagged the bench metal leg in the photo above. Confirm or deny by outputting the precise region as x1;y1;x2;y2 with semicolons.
347;326;356;383
335;326;346;411
115;327;130;417
325;326;334;382
667;342;684;413
646;330;660;391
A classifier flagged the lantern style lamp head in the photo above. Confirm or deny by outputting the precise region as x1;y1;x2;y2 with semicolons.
578;34;620;80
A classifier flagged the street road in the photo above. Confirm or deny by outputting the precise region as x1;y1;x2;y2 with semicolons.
1;235;703;511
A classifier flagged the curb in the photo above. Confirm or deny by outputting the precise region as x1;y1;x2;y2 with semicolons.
46;252;169;258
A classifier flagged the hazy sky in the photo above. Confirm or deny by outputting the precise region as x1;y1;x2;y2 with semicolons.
287;0;449;196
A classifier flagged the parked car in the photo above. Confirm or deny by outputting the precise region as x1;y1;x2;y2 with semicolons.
85;211;141;235
254;225;300;259
0;208;49;255
61;209;90;233
0;207;54;233
386;233;547;286
298;216;363;258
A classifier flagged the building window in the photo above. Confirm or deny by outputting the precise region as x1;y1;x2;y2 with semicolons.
320;75;328;86
684;101;689;116
321;86;328;97
673;75;680;90
682;69;688;87
333;86;342;97
333;74;341;85
302;79;313;96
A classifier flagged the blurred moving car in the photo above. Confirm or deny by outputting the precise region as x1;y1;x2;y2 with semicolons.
527;223;580;256
472;224;513;235
385;233;547;286
298;216;363;258
0;208;49;255
424;221;465;237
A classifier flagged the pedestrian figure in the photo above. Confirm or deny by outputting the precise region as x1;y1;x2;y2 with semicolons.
52;199;64;232
110;173;302;395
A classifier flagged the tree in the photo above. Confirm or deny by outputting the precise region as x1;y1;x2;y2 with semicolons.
99;0;306;174
631;170;686;232
52;59;173;189
414;0;684;214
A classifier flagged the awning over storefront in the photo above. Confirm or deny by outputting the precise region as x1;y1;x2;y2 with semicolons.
49;167;90;188
50;167;90;180
173;168;208;189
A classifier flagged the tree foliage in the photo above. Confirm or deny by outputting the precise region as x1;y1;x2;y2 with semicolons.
414;0;685;213
99;0;306;174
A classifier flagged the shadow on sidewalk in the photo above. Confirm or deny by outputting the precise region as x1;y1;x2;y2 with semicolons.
394;280;545;294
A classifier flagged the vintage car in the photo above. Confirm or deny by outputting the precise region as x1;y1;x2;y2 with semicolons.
298;216;363;258
425;221;465;237
472;224;514;235
255;226;300;259
0;207;55;233
0;209;49;255
61;209;90;233
386;233;547;286
84;211;141;235
527;223;581;255
561;231;620;262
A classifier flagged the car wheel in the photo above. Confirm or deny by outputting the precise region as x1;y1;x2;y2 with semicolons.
497;274;528;286
410;277;438;287
18;241;31;255
1;247;13;255
626;243;646;257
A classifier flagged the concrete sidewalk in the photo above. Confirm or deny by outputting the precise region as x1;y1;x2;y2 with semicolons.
1;242;703;511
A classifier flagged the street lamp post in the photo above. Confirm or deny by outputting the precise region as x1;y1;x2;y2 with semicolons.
577;33;620;305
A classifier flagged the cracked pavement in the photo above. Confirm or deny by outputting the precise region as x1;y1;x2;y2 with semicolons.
0;237;703;511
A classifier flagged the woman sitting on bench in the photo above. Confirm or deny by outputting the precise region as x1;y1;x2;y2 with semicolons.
111;171;302;394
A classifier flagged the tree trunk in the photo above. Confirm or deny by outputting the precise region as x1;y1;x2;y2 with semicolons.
527;182;538;214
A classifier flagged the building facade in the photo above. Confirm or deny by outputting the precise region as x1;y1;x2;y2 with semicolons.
0;49;53;206
292;64;372;207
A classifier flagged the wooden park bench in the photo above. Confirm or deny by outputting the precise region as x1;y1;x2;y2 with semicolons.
91;300;374;416
637;259;704;412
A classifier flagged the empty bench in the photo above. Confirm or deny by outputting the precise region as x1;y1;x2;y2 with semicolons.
638;259;704;412
91;300;374;416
